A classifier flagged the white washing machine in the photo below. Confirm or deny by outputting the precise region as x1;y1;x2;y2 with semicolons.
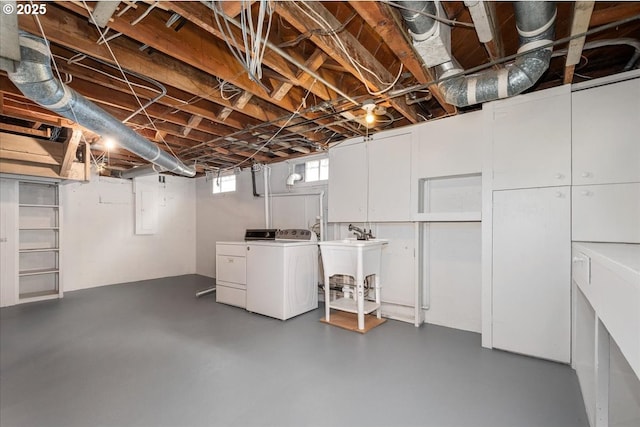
246;229;318;320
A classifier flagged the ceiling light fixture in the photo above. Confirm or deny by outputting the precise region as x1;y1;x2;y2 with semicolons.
362;99;376;125
103;137;116;151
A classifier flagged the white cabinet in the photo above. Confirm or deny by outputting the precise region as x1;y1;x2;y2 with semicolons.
572;183;640;243
492;186;571;362
328;133;411;222
488;85;571;190
572;77;640;185
367;133;411;222
328;139;367;222
215;242;247;308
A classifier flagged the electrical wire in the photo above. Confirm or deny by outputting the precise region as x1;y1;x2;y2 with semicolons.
219;80;318;171
81;0;185;164
292;1;403;96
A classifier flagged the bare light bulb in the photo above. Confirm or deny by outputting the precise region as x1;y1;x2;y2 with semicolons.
104;138;116;151
362;100;376;125
365;111;375;124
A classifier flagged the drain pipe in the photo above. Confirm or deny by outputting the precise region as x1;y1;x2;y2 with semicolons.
6;32;196;177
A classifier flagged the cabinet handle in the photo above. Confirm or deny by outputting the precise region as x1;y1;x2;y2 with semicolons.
572;257;583;263
227;258;234;263
581;172;592;178
555;191;564;198
554;173;564;179
580;190;593;197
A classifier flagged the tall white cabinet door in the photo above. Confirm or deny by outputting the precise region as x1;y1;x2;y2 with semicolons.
572;78;640;185
492;186;571;362
0;179;18;307
368;133;412;222
328;140;367;222
490;86;571;190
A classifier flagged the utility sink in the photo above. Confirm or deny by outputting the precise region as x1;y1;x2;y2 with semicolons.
319;239;388;330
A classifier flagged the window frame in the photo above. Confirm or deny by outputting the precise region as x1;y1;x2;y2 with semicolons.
212;173;237;194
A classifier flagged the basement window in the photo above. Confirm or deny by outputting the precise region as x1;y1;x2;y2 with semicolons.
304;158;329;183
212;174;236;194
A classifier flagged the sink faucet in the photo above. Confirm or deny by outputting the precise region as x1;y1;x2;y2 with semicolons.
348;224;374;241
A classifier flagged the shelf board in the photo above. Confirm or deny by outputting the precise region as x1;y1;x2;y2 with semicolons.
19;227;59;230
413;211;481;222
19;204;59;208
19;248;59;253
19;268;59;276
19;290;60;302
329;297;380;314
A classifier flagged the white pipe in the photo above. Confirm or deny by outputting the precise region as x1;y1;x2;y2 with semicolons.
263;166;270;228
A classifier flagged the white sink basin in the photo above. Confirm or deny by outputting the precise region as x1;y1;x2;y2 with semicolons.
320;238;388;247
319;238;388;330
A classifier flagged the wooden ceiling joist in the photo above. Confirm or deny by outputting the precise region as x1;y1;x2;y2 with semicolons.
347;1;456;116
564;1;596;84
275;1;419;123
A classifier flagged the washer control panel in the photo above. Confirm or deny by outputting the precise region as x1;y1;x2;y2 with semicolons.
276;229;317;241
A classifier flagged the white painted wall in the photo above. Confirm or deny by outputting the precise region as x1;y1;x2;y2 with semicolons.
266;155;329;234
422;222;482;332
60;172;196;291
195;169;264;278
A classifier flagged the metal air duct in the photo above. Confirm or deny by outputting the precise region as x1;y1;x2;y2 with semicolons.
6;32;196;177
398;1;557;107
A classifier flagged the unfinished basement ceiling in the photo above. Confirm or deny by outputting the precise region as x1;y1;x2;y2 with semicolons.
1;1;639;176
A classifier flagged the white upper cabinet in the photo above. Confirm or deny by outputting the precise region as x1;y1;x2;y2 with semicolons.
328;133;412;223
572;77;640;185
367;133;412;222
488;85;571;190
328;138;367;222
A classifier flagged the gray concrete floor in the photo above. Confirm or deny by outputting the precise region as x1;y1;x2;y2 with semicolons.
1;274;587;427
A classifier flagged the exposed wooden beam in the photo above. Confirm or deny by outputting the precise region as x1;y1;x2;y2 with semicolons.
217;107;233;121
233;91;254;110
275;1;419;123
56;1;335;135
17;9;318;141
272;49;327;101
589;3;640;27
0;159;87;180
219;1;252;19
564;1;595;85
60;129;82;177
348;1;456;116
167;1;332;101
0;133;63;165
181;115;203;137
0;122;51;138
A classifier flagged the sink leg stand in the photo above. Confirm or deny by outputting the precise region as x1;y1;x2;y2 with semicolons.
357;257;365;330
375;274;381;320
324;273;331;323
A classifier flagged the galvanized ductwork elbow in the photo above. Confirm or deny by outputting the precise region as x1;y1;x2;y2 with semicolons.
436;1;557;106
7;32;196;177
395;1;438;41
